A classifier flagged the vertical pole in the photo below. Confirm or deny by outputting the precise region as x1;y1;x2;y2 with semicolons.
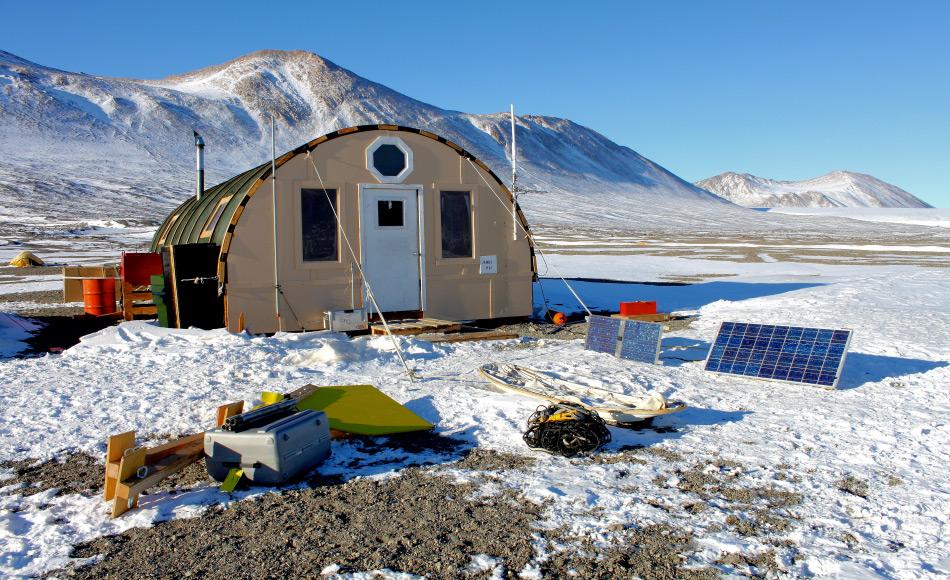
194;131;205;202
510;104;517;241
271;115;281;332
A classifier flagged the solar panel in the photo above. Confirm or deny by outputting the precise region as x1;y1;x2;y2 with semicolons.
704;322;852;388
584;315;622;355
619;320;662;363
585;315;663;364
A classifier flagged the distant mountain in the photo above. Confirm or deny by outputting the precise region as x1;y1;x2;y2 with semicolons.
0;49;729;228
696;171;932;208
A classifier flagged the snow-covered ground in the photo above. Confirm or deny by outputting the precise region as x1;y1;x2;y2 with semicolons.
0;247;948;577
767;208;950;229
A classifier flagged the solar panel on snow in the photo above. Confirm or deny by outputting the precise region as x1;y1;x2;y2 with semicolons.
584;315;623;355
619;320;663;364
584;315;663;365
704;322;852;388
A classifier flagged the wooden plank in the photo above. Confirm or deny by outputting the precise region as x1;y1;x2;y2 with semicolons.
370;318;460;336
610;313;671;322
111;446;146;516
104;431;135;501
216;401;244;427
143;432;204;464
423;331;520;344
112;442;204;518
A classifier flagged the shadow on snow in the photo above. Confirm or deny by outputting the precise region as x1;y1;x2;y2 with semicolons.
838;352;948;390
534;278;823;317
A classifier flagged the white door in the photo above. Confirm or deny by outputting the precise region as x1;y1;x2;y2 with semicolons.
360;187;421;312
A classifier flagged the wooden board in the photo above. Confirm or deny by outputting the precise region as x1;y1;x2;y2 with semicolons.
422;331;520;343
122;281;157;321
216;401;245;426
295;384;433;435
104;431;135;501
610;313;672;322
112;441;204;517
370;318;461;336
105;401;243;517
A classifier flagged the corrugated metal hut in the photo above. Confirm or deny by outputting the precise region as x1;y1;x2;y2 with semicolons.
151;125;536;333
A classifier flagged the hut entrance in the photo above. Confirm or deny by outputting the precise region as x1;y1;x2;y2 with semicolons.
359;186;422;313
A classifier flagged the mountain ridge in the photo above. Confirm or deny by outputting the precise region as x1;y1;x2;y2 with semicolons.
696;171;930;208
0;48;734;226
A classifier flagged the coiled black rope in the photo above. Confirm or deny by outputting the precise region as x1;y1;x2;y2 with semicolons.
522;402;611;457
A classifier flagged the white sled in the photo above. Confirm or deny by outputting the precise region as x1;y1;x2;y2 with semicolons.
478;363;687;426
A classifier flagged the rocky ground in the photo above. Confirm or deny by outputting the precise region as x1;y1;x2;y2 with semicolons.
5;444;768;579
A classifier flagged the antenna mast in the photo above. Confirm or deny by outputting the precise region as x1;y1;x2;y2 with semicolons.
510;103;518;241
271;115;281;332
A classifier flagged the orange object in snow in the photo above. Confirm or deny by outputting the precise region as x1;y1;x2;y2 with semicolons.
620;301;657;316
551;311;567;326
82;278;117;315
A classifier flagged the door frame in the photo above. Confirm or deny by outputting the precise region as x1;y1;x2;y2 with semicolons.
358;183;426;312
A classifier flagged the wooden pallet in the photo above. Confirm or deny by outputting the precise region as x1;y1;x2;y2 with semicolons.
370;318;461;336
104;400;243;517
122;282;158;321
610;313;672;323
422;330;520;343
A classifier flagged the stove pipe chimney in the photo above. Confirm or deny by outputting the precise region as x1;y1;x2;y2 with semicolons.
194;131;205;202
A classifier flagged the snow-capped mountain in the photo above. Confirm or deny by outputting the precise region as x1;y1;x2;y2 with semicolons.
0;49;729;228
696;171;931;208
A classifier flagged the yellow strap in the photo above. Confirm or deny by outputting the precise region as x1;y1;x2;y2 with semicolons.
220;468;244;492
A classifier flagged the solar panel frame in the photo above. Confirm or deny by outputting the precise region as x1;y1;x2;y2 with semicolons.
584;315;664;365
703;322;853;389
584;315;623;355
618;320;663;364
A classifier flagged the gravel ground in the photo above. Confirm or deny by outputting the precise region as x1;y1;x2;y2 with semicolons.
42;451;716;579
0;441;725;578
0;453;102;497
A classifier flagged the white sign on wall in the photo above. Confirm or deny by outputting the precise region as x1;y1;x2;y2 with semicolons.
479;255;497;274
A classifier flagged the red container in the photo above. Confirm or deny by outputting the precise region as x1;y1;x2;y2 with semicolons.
620;301;657;316
82;278;117;315
121;252;163;287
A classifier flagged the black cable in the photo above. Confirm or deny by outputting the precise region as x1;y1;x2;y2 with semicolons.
522;402;611;457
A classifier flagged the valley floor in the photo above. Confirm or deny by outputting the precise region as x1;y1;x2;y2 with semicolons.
0;216;948;578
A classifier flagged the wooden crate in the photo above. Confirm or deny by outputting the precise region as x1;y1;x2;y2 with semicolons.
62;266;120;302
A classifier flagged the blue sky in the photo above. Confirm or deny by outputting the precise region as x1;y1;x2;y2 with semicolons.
3;1;948;206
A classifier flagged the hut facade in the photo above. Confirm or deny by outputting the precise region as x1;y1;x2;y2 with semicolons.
151;125;536;333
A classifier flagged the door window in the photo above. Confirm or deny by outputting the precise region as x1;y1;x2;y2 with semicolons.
377;200;404;227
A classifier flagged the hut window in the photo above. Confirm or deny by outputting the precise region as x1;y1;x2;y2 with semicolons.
377;200;404;227
300;188;338;261
366;137;413;183
372;144;406;177
440;191;473;259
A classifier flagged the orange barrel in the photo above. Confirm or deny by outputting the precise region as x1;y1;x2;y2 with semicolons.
82;278;117;315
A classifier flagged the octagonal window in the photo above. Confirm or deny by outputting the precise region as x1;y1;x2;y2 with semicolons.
366;136;413;183
373;144;406;177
